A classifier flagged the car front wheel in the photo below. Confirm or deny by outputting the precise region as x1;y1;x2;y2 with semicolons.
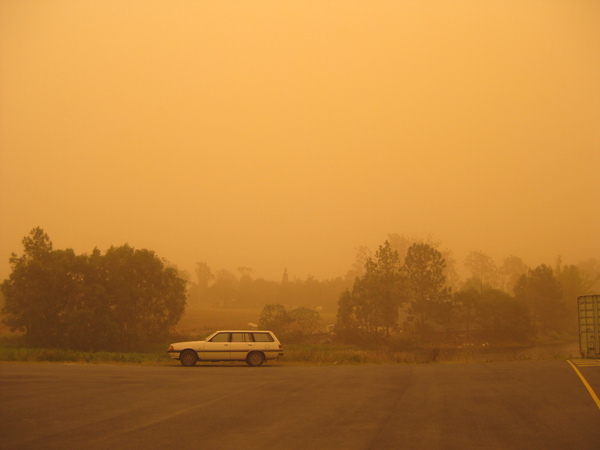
246;351;265;367
180;350;198;367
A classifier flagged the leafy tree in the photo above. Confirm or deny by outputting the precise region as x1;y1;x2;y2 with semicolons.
348;246;373;279
578;258;600;293
187;262;213;305
336;289;360;340
259;304;322;341
259;304;292;335
514;264;565;334
555;258;589;326
335;241;405;340
355;242;404;335
207;269;238;306
404;243;451;327
288;307;322;335
1;228;187;350
476;289;533;343
101;245;187;349
452;288;480;338
499;255;528;295
1;227;65;345
464;251;498;292
59;248;117;350
387;233;460;291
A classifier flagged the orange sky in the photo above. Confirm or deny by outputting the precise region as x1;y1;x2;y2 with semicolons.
1;0;599;282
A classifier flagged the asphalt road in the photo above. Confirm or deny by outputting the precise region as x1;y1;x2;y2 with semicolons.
1;360;599;450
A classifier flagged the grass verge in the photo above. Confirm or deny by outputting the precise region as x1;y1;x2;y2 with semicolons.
0;342;580;366
0;346;170;365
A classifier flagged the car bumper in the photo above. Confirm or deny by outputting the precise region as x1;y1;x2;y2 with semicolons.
167;350;181;359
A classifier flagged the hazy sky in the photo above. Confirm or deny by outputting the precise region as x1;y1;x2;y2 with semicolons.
1;0;599;282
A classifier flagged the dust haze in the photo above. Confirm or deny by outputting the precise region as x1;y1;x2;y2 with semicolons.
1;0;598;282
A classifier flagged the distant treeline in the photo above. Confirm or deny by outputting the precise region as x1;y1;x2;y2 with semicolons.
186;263;352;312
189;233;600;344
2;229;598;351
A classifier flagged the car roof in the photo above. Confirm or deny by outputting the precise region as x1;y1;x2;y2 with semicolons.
214;330;274;333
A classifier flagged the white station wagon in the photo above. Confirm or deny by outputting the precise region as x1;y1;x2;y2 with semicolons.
168;330;284;367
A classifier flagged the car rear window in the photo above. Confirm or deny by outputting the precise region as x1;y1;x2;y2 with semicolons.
253;333;274;342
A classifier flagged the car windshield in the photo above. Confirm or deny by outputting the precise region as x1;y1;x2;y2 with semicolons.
204;332;218;341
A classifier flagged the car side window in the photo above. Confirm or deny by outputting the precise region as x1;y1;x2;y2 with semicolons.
253;333;274;342
231;333;254;342
231;333;245;342
210;332;230;343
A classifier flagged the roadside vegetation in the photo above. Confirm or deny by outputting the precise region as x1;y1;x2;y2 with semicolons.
0;228;593;366
0;334;580;366
0;306;580;366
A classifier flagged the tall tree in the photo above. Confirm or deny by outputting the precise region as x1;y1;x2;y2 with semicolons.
336;289;359;339
1;227;62;345
464;251;498;292
514;264;565;334
336;241;404;339
358;241;404;336
452;288;480;339
499;255;528;295
578;258;600;293
554;258;589;327
194;262;214;301
388;233;460;292
404;243;451;328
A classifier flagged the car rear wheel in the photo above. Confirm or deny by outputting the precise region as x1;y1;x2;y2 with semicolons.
180;350;198;367
246;351;265;367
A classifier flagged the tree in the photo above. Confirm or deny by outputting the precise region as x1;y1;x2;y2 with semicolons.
259;304;322;341
288;307;322;335
259;304;292;335
101;245;187;349
578;258;600;293
404;243;451;328
207;269;238;306
452;288;480;339
1;228;187;350
1;227;65;345
387;234;459;290
335;241;405;340
347;246;373;280
354;241;404;336
464;251;498;292
188;262;213;305
476;289;533;343
555;258;589;326
514;264;565;334
336;289;360;340
499;255;528;295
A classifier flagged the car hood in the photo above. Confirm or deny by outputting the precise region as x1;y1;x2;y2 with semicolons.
170;340;206;349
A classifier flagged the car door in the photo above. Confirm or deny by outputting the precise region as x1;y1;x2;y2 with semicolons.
252;332;275;357
229;332;255;360
201;332;231;360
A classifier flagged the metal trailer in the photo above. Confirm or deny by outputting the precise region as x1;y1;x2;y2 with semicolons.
578;295;600;358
